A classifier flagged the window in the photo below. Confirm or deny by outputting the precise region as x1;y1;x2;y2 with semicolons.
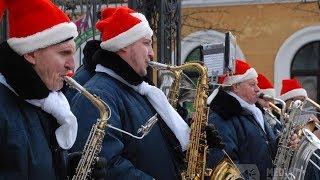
291;41;320;103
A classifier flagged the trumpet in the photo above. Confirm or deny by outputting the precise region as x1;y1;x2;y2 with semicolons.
303;98;320;132
268;102;281;116
306;97;320;110
259;93;286;123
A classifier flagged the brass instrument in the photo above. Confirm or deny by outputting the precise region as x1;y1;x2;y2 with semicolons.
64;76;110;180
167;70;182;108
273;100;303;180
289;128;320;180
304;98;320;132
277;98;320;180
307;98;320;110
148;61;242;180
259;94;286;136
259;93;286;123
269;102;282;116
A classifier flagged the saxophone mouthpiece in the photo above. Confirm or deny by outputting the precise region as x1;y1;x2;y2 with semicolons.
63;76;86;93
66;70;74;77
147;61;168;69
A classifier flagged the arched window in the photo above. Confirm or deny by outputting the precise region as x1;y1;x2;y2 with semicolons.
185;46;201;62
291;41;320;102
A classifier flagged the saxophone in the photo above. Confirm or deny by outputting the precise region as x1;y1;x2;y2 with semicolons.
148;61;242;180
167;70;182;108
63;76;110;180
272;100;303;180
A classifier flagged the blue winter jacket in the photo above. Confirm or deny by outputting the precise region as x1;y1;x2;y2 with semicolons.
0;83;67;180
70;71;182;180
207;90;278;180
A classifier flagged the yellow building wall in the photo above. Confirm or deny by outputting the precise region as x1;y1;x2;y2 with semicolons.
181;2;320;82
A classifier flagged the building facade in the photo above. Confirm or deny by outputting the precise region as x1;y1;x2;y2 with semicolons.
181;0;320;99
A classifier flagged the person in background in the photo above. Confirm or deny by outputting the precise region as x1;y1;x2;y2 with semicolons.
207;60;300;180
70;6;223;179
256;73;282;137
280;78;320;180
64;7;122;101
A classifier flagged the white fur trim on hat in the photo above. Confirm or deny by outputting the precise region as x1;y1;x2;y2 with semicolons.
100;18;153;52
260;88;275;98
279;88;308;101
7;22;78;55
131;12;149;22
224;68;258;85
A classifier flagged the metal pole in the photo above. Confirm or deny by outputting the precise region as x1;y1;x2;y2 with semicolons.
158;0;165;64
92;0;97;39
128;0;137;10
176;0;181;65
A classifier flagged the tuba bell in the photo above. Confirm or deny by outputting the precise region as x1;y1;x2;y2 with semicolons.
289;128;320;179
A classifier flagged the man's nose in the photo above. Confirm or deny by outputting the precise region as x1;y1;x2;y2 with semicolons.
66;56;75;71
255;85;260;93
149;48;155;59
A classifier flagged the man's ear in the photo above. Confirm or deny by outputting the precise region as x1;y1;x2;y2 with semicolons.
23;52;36;65
231;84;240;93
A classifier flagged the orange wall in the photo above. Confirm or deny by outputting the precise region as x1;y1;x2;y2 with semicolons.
181;2;320;82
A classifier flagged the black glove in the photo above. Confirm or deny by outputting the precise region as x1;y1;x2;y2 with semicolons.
67;151;107;180
205;124;225;149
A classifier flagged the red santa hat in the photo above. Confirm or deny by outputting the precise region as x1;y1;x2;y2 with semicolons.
224;60;258;85
96;7;153;52
280;79;307;101
6;0;78;55
100;6;133;20
257;73;275;97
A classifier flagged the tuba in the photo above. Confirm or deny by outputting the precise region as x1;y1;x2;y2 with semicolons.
148;61;242;180
272;100;304;180
64;76;110;180
289;128;320;180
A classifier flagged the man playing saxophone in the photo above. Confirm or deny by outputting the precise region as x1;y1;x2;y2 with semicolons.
0;0;106;179
69;7;191;179
207;60;300;180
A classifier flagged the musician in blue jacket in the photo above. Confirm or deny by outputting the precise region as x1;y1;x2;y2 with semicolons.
279;79;320;180
0;0;106;179
70;7;191;180
207;60;300;180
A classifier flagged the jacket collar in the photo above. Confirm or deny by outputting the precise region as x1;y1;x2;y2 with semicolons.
82;40;101;75
92;49;144;86
209;90;249;119
0;41;50;99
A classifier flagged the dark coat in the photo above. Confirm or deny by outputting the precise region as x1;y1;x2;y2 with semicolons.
0;83;67;180
207;90;278;180
70;50;182;180
0;42;67;180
